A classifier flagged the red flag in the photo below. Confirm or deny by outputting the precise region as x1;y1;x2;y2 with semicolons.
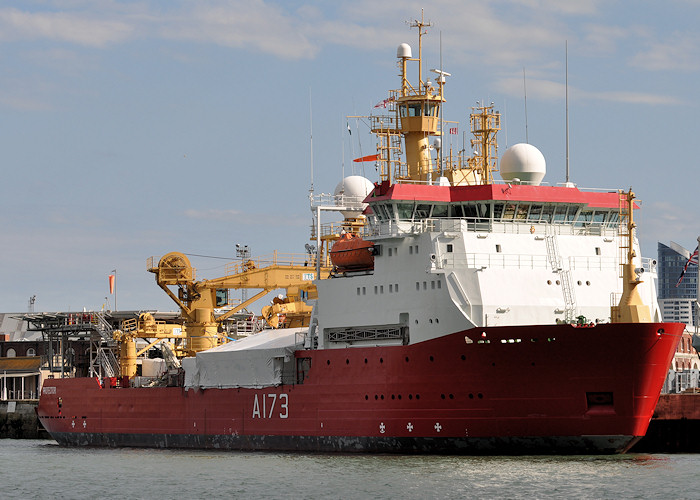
109;274;115;294
353;154;380;163
449;127;458;134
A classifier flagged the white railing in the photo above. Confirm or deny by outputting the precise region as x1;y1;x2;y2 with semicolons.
369;217;619;239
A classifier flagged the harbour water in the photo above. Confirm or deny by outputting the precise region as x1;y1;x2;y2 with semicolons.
2;439;699;499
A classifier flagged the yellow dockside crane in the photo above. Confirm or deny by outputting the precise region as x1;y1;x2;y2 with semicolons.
148;251;331;356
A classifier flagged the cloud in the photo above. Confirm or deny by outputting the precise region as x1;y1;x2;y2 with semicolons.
495;74;680;105
158;1;318;59
0;7;134;47
629;33;700;72
639;201;700;249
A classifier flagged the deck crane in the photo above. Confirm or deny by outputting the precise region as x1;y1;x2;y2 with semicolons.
148;251;331;355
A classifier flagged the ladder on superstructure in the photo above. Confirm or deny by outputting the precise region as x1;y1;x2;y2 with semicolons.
545;225;577;322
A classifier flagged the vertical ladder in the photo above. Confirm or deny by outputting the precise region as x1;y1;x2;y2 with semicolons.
545;225;577;322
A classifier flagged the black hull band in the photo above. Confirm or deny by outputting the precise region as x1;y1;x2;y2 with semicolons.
49;431;638;455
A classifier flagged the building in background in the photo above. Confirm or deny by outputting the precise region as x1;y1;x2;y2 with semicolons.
657;241;698;327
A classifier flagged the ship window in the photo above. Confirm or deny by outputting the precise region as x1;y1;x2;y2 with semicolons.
407;102;422;117
399;104;408;117
376;204;390;221
528;204;543;220
6;348;16;357
397;203;413;220
595;247;601;255
541;205;555;223
388;248;393;257
592;211;606;224
416;282;420;291
414;245;419;254
424;101;438;117
409;246;413;255
380;285;384;293
431;281;436;289
437;280;441;289
496;244;502;253
466;204;482;219
576;210;593;226
451;204;464;218
363;287;366;295
502;204;516;220
493;203;503;219
396;283;399;292
415;204;431;219
423;281;427;290
27;348;35;356
446;244;453;253
432;204;448;218
515;204;528;220
374;286;378;294
390;284;393;293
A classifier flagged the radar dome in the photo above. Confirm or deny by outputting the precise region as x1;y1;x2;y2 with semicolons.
500;143;546;186
334;176;374;219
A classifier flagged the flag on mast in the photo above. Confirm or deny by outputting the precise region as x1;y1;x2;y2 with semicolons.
676;244;699;287
109;272;116;295
353;154;380;163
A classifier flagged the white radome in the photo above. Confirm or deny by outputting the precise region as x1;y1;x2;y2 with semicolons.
334;176;374;218
500;143;547;185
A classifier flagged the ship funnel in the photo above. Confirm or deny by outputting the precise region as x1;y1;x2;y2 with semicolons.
397;43;412;59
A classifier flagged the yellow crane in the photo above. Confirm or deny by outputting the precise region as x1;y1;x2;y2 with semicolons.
148;251;331;355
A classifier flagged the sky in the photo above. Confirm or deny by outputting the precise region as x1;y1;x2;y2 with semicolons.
1;0;699;314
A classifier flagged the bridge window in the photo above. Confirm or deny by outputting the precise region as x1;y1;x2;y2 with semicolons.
432;204;448;218
424;101;438;117
397;203;413;220
414;204;431;219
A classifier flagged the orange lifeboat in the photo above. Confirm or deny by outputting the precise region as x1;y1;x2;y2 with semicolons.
330;233;375;272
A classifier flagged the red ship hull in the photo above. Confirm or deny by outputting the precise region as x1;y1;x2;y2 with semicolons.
37;322;683;454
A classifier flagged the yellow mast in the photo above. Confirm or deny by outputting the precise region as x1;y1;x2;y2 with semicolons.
611;189;651;323
394;12;443;183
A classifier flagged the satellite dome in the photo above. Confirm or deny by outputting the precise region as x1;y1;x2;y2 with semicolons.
500;143;546;185
334;176;374;218
397;43;412;59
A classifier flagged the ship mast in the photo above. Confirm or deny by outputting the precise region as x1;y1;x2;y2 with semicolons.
611;189;651;323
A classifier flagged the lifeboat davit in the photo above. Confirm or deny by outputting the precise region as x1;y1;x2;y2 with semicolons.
330;233;375;272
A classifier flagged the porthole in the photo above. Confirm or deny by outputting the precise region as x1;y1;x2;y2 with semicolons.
416;394;420;400
409;394;413;400
327;360;331;365
380;395;384;400
461;354;466;361
577;280;582;286
374;395;378;400
449;394;454;399
586;281;591;286
469;393;474;399
441;394;446;399
364;358;368;364
556;280;561;285
478;393;483;399
547;280;552;285
405;356;410;362
429;355;434;362
346;359;349;365
365;395;369;400
380;357;384;364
